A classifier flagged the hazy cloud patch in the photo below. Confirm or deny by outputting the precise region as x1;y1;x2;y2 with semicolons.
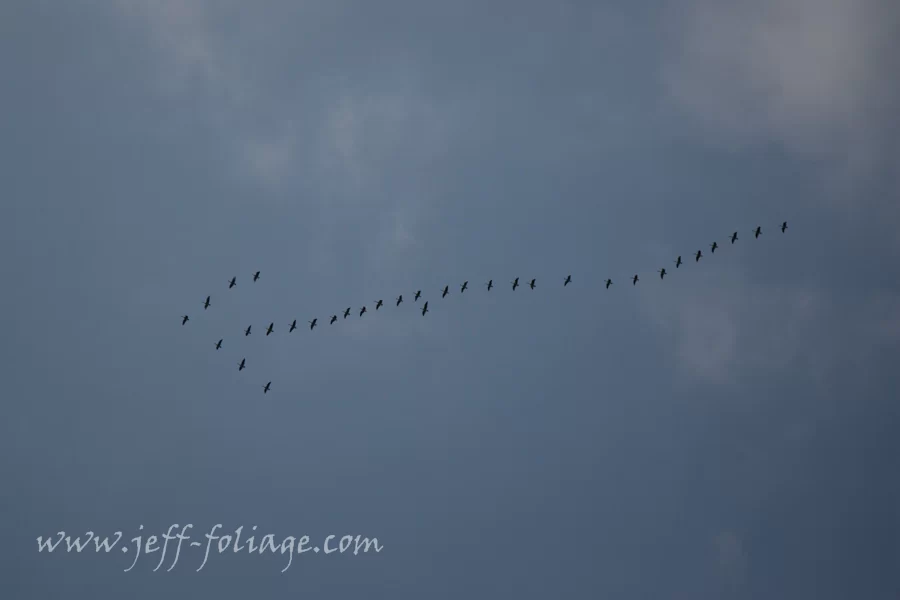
661;0;900;191
641;270;897;387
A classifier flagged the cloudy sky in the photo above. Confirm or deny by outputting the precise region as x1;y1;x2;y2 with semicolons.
3;0;899;597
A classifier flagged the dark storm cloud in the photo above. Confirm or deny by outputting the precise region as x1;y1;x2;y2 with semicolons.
2;0;898;597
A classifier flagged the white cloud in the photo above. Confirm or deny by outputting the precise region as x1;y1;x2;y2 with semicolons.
713;530;748;586
242;128;299;188
659;294;739;385
111;1;454;273
640;268;898;387
662;0;898;176
114;0;245;102
642;275;793;384
656;0;900;389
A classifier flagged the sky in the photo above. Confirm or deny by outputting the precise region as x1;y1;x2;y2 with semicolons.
2;0;899;597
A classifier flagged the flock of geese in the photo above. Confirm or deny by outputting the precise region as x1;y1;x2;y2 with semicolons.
181;222;788;393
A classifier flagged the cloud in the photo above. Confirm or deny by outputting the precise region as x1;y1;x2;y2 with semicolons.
640;268;898;387
655;0;900;393
654;291;740;385
114;0;245;102
312;81;456;191
111;0;454;274
640;274;803;384
713;530;748;587
661;0;899;178
242;127;299;188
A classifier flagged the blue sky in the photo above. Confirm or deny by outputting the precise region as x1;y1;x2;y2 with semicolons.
3;0;899;597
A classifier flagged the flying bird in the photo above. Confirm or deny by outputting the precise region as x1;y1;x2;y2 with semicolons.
632;274;639;285
228;277;236;288
695;250;702;262
414;290;422;301
396;295;403;306
441;285;449;298
529;278;536;289
266;322;274;336
238;358;246;371
486;279;493;291
343;307;351;319
710;241;718;253
375;300;383;310
461;281;468;293
754;226;762;238
781;221;788;233
512;277;519;290
253;271;260;281
421;301;429;316
605;279;612;289
730;232;738;244
203;295;211;309
658;268;667;279
359;306;367;317
215;339;222;350
289;320;297;332
181;315;189;325
330;315;337;324
564;275;571;286
244;325;252;336
263;381;271;394
309;318;317;330
675;256;682;268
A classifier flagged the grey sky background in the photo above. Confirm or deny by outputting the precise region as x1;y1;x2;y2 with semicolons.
2;0;899;597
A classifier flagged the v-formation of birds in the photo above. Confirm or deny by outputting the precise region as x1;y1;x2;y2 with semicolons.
181;223;787;393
